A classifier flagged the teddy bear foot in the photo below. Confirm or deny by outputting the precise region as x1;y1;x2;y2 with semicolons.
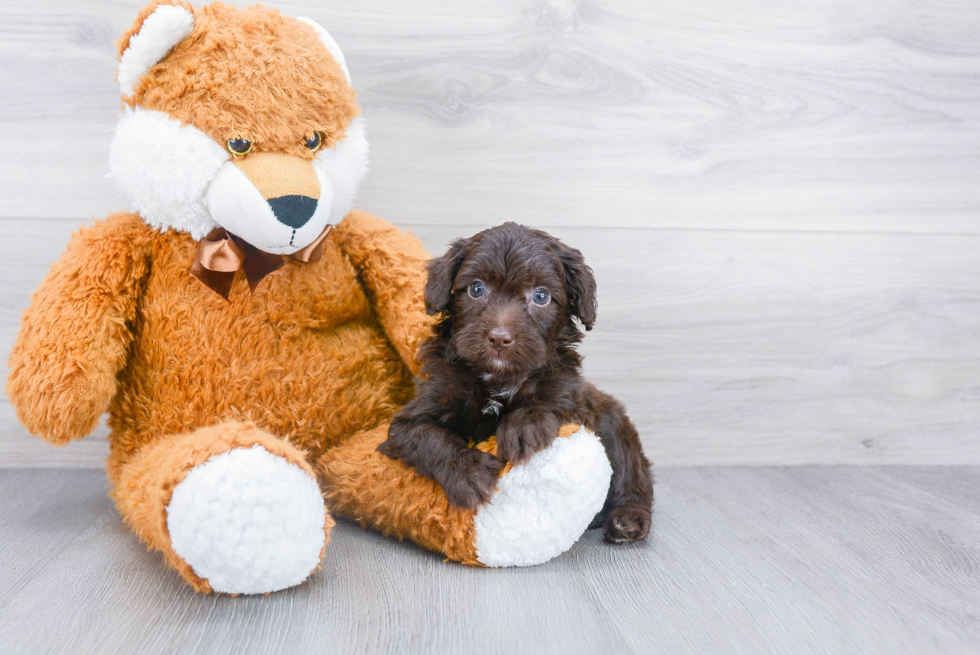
320;423;611;568
167;445;327;594
471;424;612;567
112;422;331;594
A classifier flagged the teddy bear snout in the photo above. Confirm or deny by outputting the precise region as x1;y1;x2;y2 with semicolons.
234;152;321;229
205;150;334;254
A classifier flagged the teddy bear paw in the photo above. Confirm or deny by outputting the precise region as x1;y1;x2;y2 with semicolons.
166;445;327;594
472;426;612;567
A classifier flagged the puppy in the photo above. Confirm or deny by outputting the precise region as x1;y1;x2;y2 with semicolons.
378;222;653;543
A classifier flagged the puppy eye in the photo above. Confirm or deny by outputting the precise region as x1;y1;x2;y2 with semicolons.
468;281;486;299
226;138;253;157
531;288;550;306
305;132;322;152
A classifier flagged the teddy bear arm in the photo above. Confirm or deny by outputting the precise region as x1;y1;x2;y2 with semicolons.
333;210;436;376
6;213;153;444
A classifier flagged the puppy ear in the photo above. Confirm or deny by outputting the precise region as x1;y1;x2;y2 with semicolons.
424;238;470;316
555;242;598;330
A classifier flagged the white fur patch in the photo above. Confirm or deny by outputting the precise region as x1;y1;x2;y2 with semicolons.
118;4;195;97
205;161;334;254
109;107;226;240
313;115;369;226
109;107;368;245
473;427;612;567
296;17;351;84
167;445;327;595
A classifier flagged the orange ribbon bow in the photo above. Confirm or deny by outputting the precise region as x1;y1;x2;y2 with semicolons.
190;224;333;300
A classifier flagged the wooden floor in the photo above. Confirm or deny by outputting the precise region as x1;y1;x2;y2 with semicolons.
1;467;977;654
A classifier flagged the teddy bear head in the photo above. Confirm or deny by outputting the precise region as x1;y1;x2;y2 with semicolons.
109;0;368;255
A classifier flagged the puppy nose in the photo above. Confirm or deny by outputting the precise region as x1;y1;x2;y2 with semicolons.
488;327;514;349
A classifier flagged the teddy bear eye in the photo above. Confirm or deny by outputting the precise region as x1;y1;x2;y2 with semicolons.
531;288;550;306
468;281;486;299
305;132;322;152
226;138;253;157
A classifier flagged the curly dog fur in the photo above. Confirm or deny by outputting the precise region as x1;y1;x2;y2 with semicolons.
379;223;654;543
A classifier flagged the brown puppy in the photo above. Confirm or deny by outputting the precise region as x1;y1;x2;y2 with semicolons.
378;222;653;543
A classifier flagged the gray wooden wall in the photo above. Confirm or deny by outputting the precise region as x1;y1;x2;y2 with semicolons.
2;0;979;467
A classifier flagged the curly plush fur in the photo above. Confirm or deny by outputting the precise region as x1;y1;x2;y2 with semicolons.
7;209;436;591
121;1;358;157
6;1;614;592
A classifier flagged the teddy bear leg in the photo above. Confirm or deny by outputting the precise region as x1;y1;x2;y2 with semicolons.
318;423;611;567
111;421;332;594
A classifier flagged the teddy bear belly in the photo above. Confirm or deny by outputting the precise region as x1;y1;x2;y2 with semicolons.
106;316;415;470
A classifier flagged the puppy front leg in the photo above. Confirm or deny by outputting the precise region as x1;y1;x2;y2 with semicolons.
496;407;562;464
378;419;504;509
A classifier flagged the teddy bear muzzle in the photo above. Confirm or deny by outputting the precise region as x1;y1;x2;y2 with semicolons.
205;152;335;256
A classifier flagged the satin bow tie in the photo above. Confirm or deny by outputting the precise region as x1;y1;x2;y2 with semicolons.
190;225;333;300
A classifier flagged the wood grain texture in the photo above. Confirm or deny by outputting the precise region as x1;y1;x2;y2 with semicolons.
0;0;978;231
0;467;977;654
2;0;980;466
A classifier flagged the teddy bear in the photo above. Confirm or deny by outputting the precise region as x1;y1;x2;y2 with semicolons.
5;0;613;594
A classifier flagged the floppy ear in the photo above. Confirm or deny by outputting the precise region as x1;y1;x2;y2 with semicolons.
555;242;598;330
116;0;195;97
424;238;470;316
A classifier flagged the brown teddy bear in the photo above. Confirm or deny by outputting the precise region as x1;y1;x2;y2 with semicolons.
5;0;612;594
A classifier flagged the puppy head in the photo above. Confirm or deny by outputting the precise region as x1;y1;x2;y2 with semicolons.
425;223;597;377
109;1;368;254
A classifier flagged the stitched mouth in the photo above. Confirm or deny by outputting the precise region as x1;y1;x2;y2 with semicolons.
263;243;297;253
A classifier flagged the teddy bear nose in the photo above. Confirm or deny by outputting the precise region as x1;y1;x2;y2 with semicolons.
267;195;318;229
488;327;514;349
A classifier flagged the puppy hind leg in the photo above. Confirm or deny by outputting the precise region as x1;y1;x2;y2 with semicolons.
587;390;655;543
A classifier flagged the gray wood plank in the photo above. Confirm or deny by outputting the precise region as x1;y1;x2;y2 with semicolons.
0;0;978;232
0;467;977;654
4;219;980;466
573;466;980;654
0;470;110;608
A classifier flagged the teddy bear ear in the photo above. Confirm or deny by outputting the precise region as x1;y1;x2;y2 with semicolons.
116;0;195;97
295;17;352;85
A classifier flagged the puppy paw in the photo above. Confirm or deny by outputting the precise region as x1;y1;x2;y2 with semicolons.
603;505;651;544
496;409;561;464
440;448;505;510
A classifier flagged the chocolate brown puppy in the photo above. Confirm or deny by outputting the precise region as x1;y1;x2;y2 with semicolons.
378;222;653;543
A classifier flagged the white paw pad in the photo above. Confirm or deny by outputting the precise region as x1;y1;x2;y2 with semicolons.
473;426;612;567
167;445;327;594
